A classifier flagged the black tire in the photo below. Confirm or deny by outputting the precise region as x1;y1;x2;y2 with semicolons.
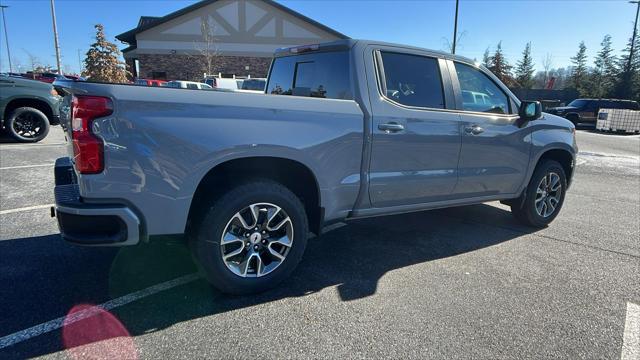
566;114;579;127
6;107;50;143
189;180;309;294
511;160;567;228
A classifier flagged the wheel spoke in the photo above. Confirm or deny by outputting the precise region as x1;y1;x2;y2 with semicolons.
248;204;260;228
221;232;244;245
550;174;561;192
266;206;282;227
232;212;253;230
267;216;291;232
223;246;244;261
270;234;292;248
267;246;285;261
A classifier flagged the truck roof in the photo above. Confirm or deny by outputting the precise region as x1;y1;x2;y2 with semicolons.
274;39;477;64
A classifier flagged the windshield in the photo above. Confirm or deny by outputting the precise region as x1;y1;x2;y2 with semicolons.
568;99;588;108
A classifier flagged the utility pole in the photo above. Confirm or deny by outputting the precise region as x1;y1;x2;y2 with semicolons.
628;1;640;72
0;5;12;73
452;0;459;54
77;49;82;74
50;0;62;74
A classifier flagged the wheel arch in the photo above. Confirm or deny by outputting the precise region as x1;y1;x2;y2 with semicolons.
533;147;575;188
3;98;54;124
186;156;323;236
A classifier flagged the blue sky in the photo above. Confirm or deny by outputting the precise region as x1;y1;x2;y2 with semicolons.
0;0;636;74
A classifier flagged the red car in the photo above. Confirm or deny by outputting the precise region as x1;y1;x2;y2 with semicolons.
134;79;167;87
23;72;67;83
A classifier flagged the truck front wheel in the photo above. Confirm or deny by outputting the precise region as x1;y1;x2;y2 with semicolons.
511;160;567;228
190;180;309;294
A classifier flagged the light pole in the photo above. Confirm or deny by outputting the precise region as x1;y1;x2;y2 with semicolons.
452;0;459;54
50;0;62;74
0;5;12;73
628;1;640;72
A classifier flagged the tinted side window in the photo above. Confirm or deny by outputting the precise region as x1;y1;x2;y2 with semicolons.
267;51;352;99
186;83;198;89
380;52;445;108
455;62;510;114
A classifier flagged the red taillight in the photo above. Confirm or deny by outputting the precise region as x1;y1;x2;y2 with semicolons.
71;95;113;174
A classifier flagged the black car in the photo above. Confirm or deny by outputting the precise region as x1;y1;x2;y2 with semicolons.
547;99;639;125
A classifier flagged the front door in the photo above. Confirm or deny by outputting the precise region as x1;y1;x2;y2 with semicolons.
451;62;531;197
368;50;462;208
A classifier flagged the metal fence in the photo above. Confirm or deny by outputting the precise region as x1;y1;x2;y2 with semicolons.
596;109;640;133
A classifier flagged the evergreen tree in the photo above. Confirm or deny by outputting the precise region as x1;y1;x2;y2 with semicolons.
515;42;535;89
83;24;130;83
569;41;588;93
482;47;491;68
488;42;514;86
589;35;617;98
613;35;640;100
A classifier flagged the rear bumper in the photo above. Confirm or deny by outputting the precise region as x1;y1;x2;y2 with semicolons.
53;157;143;246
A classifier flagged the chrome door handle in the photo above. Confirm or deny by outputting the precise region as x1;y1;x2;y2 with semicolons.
464;124;484;135
378;122;405;133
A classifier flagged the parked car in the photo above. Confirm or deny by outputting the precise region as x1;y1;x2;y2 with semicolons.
23;72;68;84
202;77;240;90
63;74;86;82
165;80;212;90
0;74;61;142
547;98;639;125
135;79;167;87
52;39;577;294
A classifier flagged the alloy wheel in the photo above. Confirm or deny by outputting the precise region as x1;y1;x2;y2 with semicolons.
534;172;562;218
220;203;293;277
13;112;45;139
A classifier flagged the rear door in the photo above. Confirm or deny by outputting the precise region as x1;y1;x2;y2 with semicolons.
450;61;530;197
368;48;462;207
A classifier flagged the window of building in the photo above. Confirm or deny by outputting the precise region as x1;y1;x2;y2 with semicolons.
151;71;167;80
379;52;445;109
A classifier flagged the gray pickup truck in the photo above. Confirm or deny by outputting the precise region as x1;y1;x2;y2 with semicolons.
53;39;577;294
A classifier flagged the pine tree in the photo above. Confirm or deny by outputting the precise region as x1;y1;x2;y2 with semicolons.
613;35;640;100
482;47;491;68
569;41;588;93
515;42;535;89
487;42;514;86
83;24;130;83
589;35;617;98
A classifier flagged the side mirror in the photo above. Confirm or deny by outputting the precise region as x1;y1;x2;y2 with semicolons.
519;101;542;121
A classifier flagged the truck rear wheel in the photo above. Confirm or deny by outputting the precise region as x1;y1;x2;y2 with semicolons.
511;160;567;228
6;107;50;143
190;180;309;294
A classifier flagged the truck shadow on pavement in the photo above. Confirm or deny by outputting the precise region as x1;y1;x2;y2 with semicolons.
1;203;539;358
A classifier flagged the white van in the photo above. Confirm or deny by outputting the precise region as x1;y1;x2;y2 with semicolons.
165;81;212;90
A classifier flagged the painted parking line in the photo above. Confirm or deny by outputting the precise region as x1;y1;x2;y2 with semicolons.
0;164;53;170
0;204;54;215
622;302;640;360
0;143;66;149
0;273;200;349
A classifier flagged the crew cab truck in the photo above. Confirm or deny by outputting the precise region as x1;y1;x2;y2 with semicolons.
53;40;577;294
1;74;62;142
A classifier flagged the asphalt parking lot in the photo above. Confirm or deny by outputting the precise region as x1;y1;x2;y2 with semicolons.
0;126;638;359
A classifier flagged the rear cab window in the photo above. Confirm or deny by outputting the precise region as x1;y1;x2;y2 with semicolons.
266;51;352;100
378;51;445;109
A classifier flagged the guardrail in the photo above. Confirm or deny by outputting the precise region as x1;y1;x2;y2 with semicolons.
596;109;640;133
